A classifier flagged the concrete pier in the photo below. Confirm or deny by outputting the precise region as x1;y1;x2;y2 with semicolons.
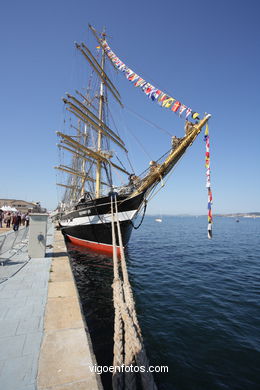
0;225;101;390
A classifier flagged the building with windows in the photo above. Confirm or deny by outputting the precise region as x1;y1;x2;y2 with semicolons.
0;199;39;214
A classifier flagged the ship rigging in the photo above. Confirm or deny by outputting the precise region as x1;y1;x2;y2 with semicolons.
55;25;211;254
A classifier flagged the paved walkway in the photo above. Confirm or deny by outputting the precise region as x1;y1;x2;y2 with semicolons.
0;225;53;390
0;225;101;390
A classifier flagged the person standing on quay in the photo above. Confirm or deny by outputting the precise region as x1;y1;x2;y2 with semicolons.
21;213;26;226
5;212;11;228
0;211;3;228
12;213;21;231
25;213;30;227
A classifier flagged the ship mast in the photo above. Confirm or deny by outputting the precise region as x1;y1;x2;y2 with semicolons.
95;31;106;198
56;26;128;206
80;122;88;197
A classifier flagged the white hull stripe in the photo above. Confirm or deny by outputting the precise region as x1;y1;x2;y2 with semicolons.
60;209;137;227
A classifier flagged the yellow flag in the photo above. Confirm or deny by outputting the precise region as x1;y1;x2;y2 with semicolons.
205;123;209;135
192;112;200;119
162;97;175;108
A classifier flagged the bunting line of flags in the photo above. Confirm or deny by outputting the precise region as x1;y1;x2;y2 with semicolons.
100;40;200;120
205;123;213;239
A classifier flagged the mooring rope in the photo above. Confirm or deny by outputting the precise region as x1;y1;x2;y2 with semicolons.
111;195;157;390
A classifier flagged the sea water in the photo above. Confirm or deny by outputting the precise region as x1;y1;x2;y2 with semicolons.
68;216;260;390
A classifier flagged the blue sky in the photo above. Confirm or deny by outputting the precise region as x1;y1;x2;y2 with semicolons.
1;0;259;214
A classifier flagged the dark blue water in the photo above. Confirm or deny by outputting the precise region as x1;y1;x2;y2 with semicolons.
68;216;260;390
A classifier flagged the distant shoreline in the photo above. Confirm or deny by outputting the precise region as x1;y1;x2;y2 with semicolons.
147;213;260;218
215;213;260;218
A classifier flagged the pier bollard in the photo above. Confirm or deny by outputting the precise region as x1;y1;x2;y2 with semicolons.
28;213;49;258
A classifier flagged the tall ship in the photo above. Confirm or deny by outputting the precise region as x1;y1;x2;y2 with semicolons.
55;25;211;255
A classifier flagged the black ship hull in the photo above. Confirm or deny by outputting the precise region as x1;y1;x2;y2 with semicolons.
59;192;145;255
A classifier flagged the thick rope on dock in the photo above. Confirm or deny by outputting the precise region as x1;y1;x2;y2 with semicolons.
111;196;157;390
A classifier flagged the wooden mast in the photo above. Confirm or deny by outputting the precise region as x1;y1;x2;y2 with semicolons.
56;131;130;175
80;122;88;197
95;31;106;198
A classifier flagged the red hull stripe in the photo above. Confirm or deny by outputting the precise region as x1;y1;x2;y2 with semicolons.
66;234;121;257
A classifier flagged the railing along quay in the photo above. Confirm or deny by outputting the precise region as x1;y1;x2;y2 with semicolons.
0;227;29;264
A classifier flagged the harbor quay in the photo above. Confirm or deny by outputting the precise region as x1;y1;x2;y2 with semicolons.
0;222;101;390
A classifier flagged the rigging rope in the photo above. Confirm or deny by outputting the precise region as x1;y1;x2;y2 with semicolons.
111;195;157;390
122;120;153;160
108;104;139;174
130;201;147;230
144;146;188;205
125;105;173;137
